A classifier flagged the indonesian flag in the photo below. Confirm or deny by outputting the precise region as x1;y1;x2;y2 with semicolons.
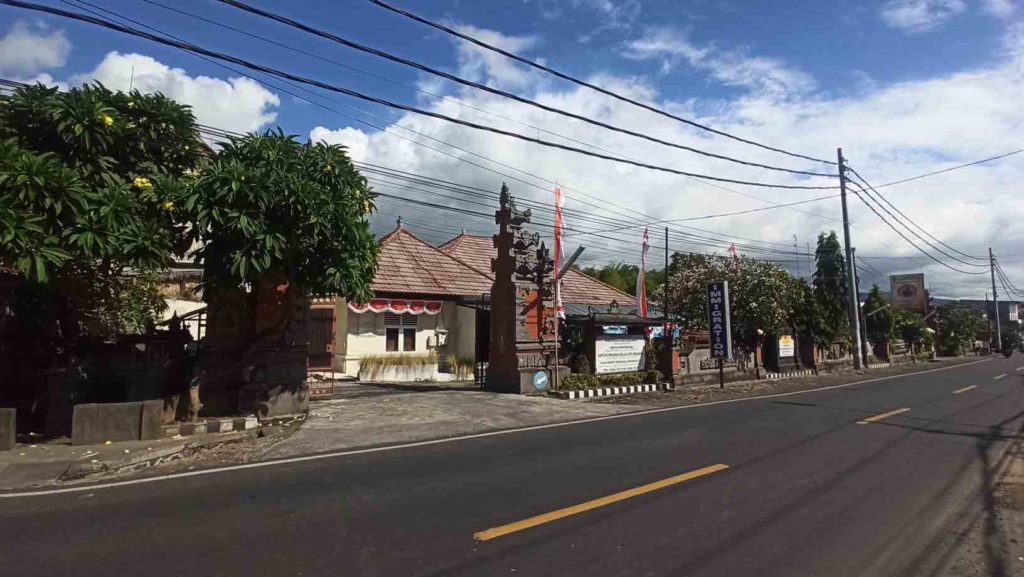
553;186;566;319
636;228;649;318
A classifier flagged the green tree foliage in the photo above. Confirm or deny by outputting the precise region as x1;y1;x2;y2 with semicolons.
665;253;801;348
938;303;983;356
812;231;849;347
579;262;665;300
863;284;892;345
175;131;378;301
892;307;928;352
0;83;204;337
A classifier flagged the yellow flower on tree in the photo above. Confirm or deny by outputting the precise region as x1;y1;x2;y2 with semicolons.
162;201;175;211
363;200;371;214
324;164;333;172
133;176;152;189
101;114;114;127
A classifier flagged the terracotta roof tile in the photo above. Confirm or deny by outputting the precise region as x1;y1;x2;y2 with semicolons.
371;227;493;297
438;233;634;306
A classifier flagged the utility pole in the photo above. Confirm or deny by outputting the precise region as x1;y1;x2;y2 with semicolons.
793;235;800;278
837;148;863;370
664;227;669;329
806;242;813;280
990;247;1002;351
853;247;869;365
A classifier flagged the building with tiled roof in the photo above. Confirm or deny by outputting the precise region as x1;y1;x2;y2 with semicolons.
318;225;654;382
438;232;640;313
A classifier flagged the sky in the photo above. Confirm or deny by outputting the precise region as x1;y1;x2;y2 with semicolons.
1;0;1022;299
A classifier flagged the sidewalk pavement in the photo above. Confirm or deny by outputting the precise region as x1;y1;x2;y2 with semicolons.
0;430;253;489
263;388;635;459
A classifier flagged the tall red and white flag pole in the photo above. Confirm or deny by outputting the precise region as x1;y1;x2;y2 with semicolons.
553;186;565;388
637;228;649;319
553;186;565;320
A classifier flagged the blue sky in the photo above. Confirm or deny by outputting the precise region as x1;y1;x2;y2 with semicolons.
1;0;1022;296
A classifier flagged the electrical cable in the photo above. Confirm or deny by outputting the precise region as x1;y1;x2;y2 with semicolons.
845;181;988;275
217;0;834;179
847;166;987;263
0;0;838;190
363;0;836;166
872;149;1024;189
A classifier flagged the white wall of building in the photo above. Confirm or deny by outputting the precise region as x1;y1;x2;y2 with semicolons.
333;299;478;381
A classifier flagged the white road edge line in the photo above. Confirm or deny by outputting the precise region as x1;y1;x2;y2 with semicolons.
0;357;993;499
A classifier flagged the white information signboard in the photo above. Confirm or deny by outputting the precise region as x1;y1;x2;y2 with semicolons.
594;335;645;374
778;335;795;358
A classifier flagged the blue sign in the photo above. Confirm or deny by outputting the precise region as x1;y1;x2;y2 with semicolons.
533;371;549;390
707;281;733;359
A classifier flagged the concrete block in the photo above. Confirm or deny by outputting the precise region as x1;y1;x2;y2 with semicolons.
233;416;258;431
140;400;163;441
179;422;208;436
161;424;179;438
72;402;144;446
0;408;15;451
207;419;234;433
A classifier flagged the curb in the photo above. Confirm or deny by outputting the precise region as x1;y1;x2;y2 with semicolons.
161;416;258;439
764;369;815;381
553;383;671;400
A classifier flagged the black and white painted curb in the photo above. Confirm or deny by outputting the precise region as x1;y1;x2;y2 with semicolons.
554;383;671;400
764;369;816;381
866;362;893;369
160;416;258;438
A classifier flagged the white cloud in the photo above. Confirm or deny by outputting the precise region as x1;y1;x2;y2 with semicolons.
982;0;1017;18
622;27;816;96
451;25;541;91
307;23;1024;298
310;126;370;162
880;0;967;33
70;52;280;133
0;20;70;76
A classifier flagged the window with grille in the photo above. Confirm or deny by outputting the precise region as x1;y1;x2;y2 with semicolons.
384;313;418;352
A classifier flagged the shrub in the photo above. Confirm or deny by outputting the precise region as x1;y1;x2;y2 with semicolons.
562;372;598;390
643;370;663;384
597;372;643;386
358;352;437;380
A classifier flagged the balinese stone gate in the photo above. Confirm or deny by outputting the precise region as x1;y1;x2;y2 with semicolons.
487;184;563;393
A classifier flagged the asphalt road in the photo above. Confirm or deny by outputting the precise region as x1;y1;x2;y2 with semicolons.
2;356;1023;576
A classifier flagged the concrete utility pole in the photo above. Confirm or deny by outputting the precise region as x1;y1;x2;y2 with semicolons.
852;247;869;365
837;148;864;369
990;247;1002;351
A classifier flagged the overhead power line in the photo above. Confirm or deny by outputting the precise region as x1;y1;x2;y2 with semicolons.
135;0;844;226
363;0;836;166
0;0;837;191
845;181;988;276
873;148;1024;189
846;167;988;265
218;0;833;178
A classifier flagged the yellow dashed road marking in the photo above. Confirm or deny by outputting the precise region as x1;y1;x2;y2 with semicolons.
473;464;730;542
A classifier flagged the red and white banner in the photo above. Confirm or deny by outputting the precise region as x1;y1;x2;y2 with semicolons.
554;186;566;319
348;299;443;315
636;228;649;319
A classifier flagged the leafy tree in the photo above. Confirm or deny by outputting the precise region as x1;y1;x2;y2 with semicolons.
0;83;204;338
175;131;378;302
579;262;665;300
811;231;849;347
892;307;928;354
665;253;798;348
863;284;892;346
938;303;983;356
